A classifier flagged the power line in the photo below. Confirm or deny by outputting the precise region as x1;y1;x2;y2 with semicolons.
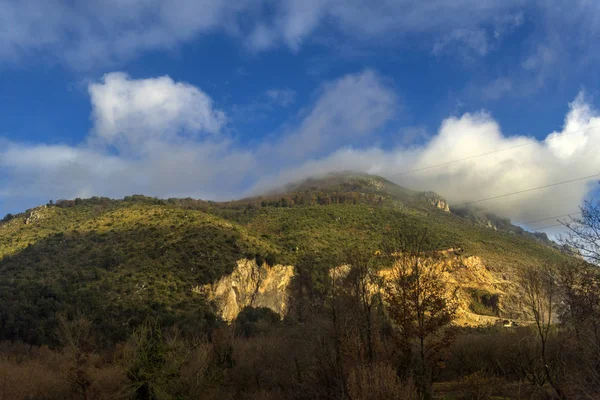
385;124;600;178
450;173;600;208
519;211;582;225
530;223;565;231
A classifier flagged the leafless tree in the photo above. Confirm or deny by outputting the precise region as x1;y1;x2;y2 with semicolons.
57;315;96;400
344;247;382;363
557;261;600;395
518;265;566;399
384;229;458;400
560;199;600;265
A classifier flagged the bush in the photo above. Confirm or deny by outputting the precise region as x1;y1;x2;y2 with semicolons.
456;372;504;400
468;289;500;316
346;363;418;400
235;307;280;338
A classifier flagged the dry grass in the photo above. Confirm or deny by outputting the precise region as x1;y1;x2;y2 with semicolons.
0;358;70;400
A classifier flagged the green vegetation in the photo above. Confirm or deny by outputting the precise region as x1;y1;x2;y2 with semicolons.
0;174;571;346
468;288;500;316
0;184;597;399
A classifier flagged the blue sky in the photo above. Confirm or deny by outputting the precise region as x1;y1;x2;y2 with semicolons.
1;0;600;234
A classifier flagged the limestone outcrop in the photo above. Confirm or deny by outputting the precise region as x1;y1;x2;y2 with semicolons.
205;252;517;326
422;192;450;212
204;259;295;321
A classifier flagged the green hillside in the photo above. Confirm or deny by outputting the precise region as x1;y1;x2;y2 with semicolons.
0;173;570;345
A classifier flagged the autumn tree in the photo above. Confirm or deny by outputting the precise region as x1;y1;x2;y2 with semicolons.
383;229;458;400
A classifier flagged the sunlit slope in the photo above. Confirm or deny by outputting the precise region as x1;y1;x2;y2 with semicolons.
0;173;570;345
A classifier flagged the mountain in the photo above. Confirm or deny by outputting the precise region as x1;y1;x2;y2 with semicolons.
0;172;571;346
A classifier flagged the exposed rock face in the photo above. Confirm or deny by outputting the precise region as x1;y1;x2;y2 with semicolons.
24;206;46;225
206;252;518;326
205;259;295;321
422;192;450;212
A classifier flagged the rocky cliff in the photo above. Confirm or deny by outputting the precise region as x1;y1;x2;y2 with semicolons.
422;192;450;212
206;252;518;326
203;259;295;321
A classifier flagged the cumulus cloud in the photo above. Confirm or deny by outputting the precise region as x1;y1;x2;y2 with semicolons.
88;72;225;151
0;73;252;202
1;71;599;238
250;91;600;235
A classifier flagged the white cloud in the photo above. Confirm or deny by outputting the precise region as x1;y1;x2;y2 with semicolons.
88;72;225;151
522;45;557;71
1;71;599;239
0;0;257;67
0;0;532;67
262;70;397;161
250;90;600;232
481;77;513;100
0;73;250;202
432;29;490;58
265;88;297;107
2;0;598;76
493;12;524;39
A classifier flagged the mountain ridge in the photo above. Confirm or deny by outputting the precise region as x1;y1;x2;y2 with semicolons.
0;172;572;345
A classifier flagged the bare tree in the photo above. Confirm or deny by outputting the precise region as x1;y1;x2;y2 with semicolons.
384;229;458;400
560;199;600;265
557;261;600;394
558;261;600;346
325;263;351;399
57;314;96;400
518;265;566;399
345;247;382;363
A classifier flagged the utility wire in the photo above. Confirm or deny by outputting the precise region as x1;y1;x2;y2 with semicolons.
385;124;600;178
530;223;565;231
450;173;600;208
519;211;582;226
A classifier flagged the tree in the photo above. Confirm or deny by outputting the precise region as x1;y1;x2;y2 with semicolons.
560;199;600;265
1;213;14;223
518;265;566;399
327;262;351;398
383;229;458;400
557;261;600;394
56;315;96;400
344;247;382;363
558;261;600;346
124;318;187;400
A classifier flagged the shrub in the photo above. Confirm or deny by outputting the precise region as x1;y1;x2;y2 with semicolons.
468;289;500;316
456;372;504;400
346;363;418;400
235;307;280;338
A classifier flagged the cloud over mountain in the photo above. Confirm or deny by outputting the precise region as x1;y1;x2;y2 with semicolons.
1;70;599;235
